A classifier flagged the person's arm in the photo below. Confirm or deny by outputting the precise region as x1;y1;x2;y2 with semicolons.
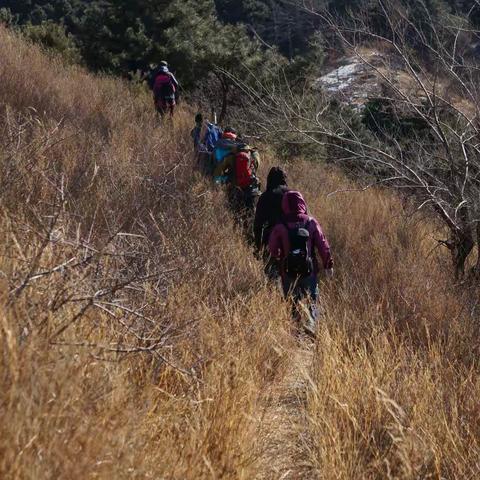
254;194;267;249
311;219;333;270
147;69;157;90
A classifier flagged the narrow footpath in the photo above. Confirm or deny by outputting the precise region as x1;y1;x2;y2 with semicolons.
200;145;321;478
258;345;315;479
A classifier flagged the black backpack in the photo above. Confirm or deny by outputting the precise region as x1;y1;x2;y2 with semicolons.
283;220;314;278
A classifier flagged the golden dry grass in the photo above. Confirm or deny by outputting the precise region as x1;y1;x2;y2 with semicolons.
1;27;479;479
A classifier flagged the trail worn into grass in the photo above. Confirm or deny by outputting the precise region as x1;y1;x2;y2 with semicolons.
258;341;315;479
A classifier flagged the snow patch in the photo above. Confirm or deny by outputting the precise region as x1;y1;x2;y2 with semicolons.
317;60;365;93
315;52;388;111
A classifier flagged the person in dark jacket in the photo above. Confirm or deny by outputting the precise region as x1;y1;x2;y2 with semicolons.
191;113;204;150
253;167;289;278
254;167;289;250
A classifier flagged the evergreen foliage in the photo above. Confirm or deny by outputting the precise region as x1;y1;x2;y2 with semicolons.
0;0;282;90
0;0;478;93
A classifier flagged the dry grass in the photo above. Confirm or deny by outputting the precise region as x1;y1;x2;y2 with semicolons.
284;164;480;479
1;27;479;479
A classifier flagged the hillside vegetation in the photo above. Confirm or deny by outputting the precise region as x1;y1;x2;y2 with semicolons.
1;27;479;479
3;0;480;124
3;0;479;73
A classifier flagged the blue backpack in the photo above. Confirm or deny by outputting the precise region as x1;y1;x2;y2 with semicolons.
213;138;240;164
203;123;222;153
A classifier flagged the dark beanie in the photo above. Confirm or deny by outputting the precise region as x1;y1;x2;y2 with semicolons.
266;167;288;190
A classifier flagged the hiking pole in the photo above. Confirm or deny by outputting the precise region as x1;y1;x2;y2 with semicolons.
210;107;218;125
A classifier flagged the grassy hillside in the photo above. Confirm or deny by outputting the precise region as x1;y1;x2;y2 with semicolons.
1;27;479;479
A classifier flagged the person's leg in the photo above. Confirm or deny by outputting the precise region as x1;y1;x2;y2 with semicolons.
227;187;240;214
242;188;258;242
302;275;319;334
198;152;208;175
281;275;291;297
229;189;250;234
282;274;319;335
282;276;302;324
156;99;166;117
264;253;280;281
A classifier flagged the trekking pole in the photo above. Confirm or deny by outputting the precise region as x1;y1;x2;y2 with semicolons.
210;107;218;125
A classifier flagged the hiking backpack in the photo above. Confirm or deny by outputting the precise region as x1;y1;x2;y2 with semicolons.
154;73;175;99
203;123;222;152
214;141;237;164
283;220;314;278
234;151;255;188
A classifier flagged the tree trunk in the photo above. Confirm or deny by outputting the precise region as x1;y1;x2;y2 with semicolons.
218;75;229;126
452;227;474;279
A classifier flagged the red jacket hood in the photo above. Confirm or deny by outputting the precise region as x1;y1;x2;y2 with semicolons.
282;190;308;220
269;190;333;272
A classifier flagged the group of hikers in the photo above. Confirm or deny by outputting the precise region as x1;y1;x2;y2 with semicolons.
148;62;334;336
191;114;334;337
192;114;262;223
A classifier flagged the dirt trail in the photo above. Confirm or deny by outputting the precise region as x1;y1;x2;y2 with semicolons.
258;343;315;479
202;155;320;477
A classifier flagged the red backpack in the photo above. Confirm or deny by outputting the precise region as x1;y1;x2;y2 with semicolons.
234;151;255;188
154;73;175;98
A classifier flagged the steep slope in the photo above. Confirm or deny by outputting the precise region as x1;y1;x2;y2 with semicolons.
0;27;295;479
1;27;479;479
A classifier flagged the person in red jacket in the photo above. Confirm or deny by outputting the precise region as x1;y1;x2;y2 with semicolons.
269;190;333;335
152;61;179;117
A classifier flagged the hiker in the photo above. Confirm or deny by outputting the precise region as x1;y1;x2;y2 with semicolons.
203;122;222;154
191;115;222;175
152;61;179;117
269;190;333;336
192;116;222;176
191;113;204;150
212;127;242;178
254;167;289;278
213;129;260;187
213;129;261;233
254;167;289;249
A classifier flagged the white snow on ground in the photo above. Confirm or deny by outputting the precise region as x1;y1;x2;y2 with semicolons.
315;52;387;111
318;60;365;93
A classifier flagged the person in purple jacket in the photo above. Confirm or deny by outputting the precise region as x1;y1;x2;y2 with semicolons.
269;190;333;335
